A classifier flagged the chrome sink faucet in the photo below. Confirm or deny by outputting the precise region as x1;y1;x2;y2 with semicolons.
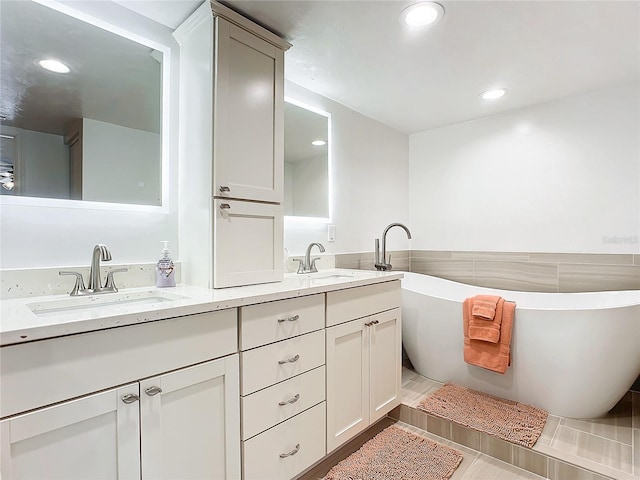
296;242;326;274
59;244;127;296
375;223;412;271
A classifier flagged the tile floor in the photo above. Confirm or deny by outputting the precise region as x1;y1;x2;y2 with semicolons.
300;416;548;480
400;368;640;480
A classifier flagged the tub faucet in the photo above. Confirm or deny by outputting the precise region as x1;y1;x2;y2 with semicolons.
375;223;412;271
297;242;325;274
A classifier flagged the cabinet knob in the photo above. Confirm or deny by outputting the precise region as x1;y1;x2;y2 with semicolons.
279;444;300;458
277;314;299;323
220;203;231;210
145;386;163;396
219;186;230;193
278;354;300;365
121;393;140;404
278;393;300;406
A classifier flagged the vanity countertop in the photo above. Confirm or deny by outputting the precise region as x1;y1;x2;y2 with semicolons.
0;269;402;347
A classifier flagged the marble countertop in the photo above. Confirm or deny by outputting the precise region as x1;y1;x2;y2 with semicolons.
0;269;403;347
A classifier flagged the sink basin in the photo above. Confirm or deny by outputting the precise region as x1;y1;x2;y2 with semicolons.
27;290;189;317
310;273;355;280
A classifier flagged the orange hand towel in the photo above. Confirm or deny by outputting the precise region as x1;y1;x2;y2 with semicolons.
463;298;516;374
471;295;501;319
468;296;504;343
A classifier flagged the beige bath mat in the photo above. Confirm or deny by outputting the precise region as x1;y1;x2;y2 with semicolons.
323;425;463;480
417;383;548;448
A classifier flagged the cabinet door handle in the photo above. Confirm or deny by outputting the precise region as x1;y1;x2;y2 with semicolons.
373;320;380;325
277;314;299;323
278;354;300;365
145;386;163;396
220;203;231;210
219;186;230;193
365;321;373;327
279;444;300;458
278;394;300;406
121;393;140;404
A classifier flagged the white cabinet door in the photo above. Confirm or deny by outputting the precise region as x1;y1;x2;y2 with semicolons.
325;318;370;453
369;308;402;423
213;198;283;288
214;17;284;204
140;355;240;480
0;383;140;479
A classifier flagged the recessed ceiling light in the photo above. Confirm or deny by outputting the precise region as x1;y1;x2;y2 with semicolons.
480;88;508;100
400;2;444;27
311;140;326;146
38;59;70;74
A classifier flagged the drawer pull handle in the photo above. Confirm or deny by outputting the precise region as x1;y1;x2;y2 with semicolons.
145;386;163;396
277;314;299;323
279;444;300;458
220;203;231;210
278;394;300;406
278;354;300;365
219;186;230;193
121;394;140;404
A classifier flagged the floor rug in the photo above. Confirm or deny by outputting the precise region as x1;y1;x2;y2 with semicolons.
323;425;463;480
417;383;548;448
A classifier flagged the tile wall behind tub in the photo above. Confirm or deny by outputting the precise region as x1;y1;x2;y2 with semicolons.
335;250;639;292
409;250;640;293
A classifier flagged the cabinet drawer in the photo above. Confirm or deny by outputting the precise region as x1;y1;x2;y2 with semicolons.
326;280;400;327
241;330;325;395
1;309;237;418
240;294;324;350
243;402;326;480
242;366;325;440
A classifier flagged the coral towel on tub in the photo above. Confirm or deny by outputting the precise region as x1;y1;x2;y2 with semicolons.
463;296;515;374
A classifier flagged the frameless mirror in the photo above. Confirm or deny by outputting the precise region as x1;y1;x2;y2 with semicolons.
0;0;166;206
284;99;330;220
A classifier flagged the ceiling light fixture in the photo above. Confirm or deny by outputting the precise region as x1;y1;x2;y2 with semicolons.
481;88;507;100
311;140;326;146
38;59;70;74
400;2;444;27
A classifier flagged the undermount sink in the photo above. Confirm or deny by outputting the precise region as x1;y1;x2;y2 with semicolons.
305;272;355;281
27;290;189;317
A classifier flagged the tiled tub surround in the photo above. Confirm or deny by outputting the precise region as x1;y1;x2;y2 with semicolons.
335;250;640;292
396;368;640;480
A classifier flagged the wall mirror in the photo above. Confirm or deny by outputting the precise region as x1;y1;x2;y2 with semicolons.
284;98;331;221
0;0;168;207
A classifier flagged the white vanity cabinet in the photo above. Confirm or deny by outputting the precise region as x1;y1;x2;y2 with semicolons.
325;281;402;453
0;310;241;479
174;2;291;289
239;294;327;480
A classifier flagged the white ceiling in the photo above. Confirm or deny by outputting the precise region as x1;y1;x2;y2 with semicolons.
115;0;640;134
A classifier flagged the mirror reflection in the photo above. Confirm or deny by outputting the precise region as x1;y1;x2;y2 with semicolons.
0;0;163;206
284;100;330;219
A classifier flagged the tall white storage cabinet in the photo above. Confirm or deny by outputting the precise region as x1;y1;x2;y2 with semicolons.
174;1;290;288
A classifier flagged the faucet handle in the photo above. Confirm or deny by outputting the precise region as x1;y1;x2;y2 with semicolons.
293;258;305;274
59;271;87;296
309;257;321;273
105;268;128;291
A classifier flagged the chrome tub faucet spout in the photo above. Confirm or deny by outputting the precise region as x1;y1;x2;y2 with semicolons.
374;223;412;271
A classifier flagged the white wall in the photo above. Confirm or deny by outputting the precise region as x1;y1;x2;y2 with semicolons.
82;119;161;205
409;82;640;254
284;81;410;255
0;1;179;269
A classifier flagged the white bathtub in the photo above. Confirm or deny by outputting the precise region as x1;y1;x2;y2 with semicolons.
400;271;640;418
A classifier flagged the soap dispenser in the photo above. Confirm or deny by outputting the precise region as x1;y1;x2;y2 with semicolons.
156;241;176;287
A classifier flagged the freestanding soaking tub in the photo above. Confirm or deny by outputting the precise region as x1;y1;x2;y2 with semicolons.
400;271;640;418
